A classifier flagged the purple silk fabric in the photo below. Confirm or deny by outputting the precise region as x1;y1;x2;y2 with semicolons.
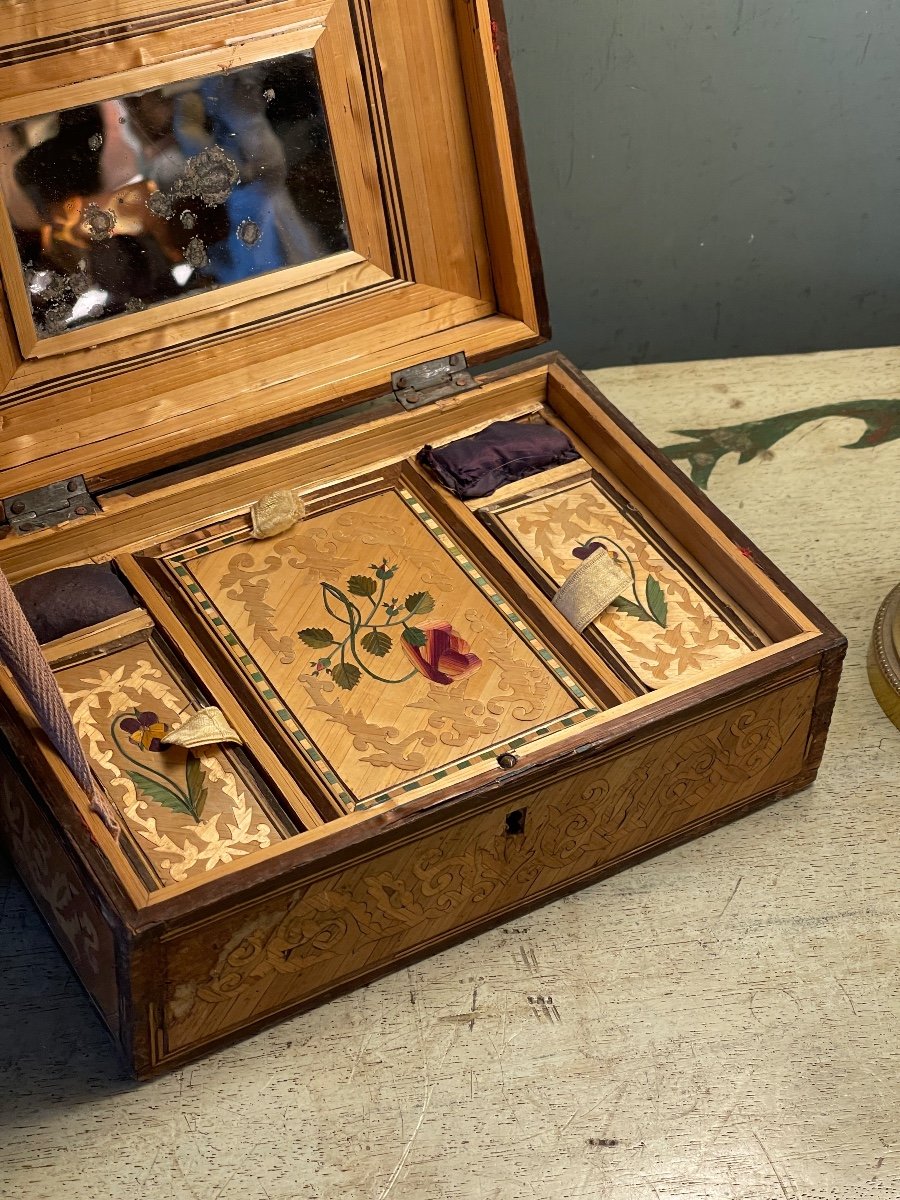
418;420;579;500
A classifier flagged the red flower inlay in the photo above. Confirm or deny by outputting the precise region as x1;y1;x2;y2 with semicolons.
400;621;482;686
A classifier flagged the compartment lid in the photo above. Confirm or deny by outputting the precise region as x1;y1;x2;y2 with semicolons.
0;0;547;501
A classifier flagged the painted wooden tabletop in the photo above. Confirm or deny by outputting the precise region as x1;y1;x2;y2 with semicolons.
1;346;898;1200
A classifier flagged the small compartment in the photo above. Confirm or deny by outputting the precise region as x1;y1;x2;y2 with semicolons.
42;606;315;888
477;462;763;692
407;373;810;698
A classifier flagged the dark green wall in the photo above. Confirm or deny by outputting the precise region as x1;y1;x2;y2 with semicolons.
505;0;900;367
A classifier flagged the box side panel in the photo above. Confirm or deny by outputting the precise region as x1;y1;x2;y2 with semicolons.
0;746;122;1040
804;641;847;778
152;667;821;1073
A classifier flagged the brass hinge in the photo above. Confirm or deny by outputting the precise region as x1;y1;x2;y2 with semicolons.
1;475;100;535
392;352;478;411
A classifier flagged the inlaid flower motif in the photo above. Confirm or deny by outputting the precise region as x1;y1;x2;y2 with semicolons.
298;566;481;691
120;711;168;752
113;711;208;821
570;536;668;628
400;621;482;686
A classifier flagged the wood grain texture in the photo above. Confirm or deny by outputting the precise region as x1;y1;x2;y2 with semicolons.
0;347;879;1197
0;0;544;496
0;0;276;51
0;363;551;581
157;669;818;1066
452;0;546;335
0;748;121;1036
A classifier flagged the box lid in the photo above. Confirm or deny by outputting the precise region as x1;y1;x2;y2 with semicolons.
0;0;547;500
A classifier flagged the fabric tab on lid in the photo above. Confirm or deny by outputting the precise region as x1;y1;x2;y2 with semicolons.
553;549;628;633
250;490;305;539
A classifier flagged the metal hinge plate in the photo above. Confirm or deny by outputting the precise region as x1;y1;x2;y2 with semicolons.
1;475;100;535
392;352;477;411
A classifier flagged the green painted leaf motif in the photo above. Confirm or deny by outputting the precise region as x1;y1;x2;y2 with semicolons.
402;626;428;647
332;662;362;690
661;401;900;490
127;770;193;817
645;576;668;628
609;597;654;622
361;630;392;657
348;575;378;597
185;753;208;820
405;591;435;617
298;627;335;648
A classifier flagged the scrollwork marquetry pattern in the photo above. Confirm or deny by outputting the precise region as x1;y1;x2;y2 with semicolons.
0;767;118;1030
168;682;814;1040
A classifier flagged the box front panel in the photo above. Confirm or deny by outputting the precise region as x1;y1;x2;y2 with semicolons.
155;667;820;1070
0;747;121;1037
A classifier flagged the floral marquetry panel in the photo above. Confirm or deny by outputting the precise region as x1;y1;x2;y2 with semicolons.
482;467;760;690
54;640;293;886
146;486;599;812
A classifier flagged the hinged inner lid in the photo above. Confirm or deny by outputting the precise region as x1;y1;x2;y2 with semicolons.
0;0;547;498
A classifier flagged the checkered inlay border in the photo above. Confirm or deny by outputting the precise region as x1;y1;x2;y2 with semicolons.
164;488;599;814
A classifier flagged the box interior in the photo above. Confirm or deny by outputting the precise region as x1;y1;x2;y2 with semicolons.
0;359;822;907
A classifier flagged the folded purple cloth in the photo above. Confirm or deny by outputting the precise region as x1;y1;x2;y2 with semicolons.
13;564;137;645
418;420;579;500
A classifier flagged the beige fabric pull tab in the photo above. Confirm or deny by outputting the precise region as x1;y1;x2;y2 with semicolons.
161;707;243;750
553;550;628;633
250;490;305;539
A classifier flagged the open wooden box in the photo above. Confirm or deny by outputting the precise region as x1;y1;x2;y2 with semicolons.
0;0;845;1078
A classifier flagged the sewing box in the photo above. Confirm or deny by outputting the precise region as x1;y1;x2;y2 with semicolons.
0;0;845;1078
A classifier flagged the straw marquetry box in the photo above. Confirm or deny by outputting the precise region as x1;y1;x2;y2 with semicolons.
0;0;844;1077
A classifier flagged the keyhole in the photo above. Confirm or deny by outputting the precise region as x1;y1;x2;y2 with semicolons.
505;808;527;837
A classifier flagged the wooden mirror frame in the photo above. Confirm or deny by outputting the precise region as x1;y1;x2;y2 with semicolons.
0;0;547;498
0;9;393;361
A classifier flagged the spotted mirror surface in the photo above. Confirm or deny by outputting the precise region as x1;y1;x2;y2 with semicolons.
0;50;349;339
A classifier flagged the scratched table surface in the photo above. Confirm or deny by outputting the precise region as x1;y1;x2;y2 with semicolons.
1;346;898;1200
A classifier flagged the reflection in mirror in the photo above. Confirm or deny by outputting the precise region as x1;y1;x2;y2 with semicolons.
0;50;350;339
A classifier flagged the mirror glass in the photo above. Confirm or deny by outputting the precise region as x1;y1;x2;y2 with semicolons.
0;49;350;339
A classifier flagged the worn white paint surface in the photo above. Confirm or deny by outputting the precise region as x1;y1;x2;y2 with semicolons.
1;347;898;1200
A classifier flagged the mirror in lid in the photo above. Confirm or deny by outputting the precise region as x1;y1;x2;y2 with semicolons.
0;49;348;340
